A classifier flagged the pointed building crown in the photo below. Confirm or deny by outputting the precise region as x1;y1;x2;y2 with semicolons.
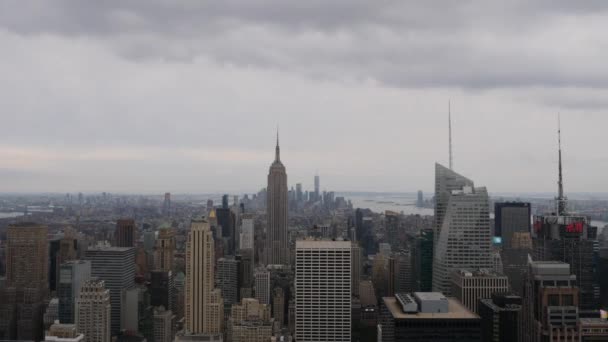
275;128;280;162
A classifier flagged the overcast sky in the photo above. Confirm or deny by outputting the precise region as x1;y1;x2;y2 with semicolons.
1;1;607;194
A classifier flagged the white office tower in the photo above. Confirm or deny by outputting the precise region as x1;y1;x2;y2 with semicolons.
76;280;111;342
254;268;271;305
185;218;224;336
153;306;173;342
432;164;493;295
239;217;254;251
296;240;351;342
434;163;474;245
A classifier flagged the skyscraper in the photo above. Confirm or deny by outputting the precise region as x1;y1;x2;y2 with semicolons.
150;270;174;311
296;183;303;203
185;218;224;335
85;246;136;335
273;287;285;327
532;125;598;311
494;202;531;248
254;268;271;305
265;131;289;266
4;222;49;340
114;219;135;248
6;222;48;290
76;279;111;342
432;164;492;295
478;293;522;342
520;261;580;341
163;192;171;217
153;306;173;342
412;229;433;292
154;227;176;272
295;240;351;342
50;230;78;292
351;242;362;297
433;163;474;246
58;260;91;324
216;257;239;307
216;207;236;255
450;269;509;314
394;250;415;294
239;216;254;251
314;173;320;202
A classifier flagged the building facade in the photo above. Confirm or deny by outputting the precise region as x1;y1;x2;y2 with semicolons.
520;261;580;342
216;258;239;307
254;268;271;305
115;219;135;248
380;292;481;342
58;260;92;324
295;240;351;342
154;227;176;272
265;134;289;266
185;219;224;335
76;280;111;342
479;293;522;342
432;166;493;295
85;246;136;335
451;269;509;314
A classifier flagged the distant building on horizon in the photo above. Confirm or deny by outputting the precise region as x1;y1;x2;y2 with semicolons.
417;190;424;207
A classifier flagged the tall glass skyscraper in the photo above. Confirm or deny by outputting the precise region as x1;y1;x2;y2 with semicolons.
432;164;493;295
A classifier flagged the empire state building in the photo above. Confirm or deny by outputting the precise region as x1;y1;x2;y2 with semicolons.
265;132;289;266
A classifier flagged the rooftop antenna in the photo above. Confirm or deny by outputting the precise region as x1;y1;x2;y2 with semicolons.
449;100;453;170
556;114;567;215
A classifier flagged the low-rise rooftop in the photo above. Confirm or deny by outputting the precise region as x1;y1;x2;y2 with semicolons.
384;296;479;320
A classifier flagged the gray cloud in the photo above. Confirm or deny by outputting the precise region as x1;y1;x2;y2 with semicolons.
3;1;608;89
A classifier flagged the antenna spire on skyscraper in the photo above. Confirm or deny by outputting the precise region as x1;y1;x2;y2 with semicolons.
556;113;567;215
449;100;453;170
275;125;280;161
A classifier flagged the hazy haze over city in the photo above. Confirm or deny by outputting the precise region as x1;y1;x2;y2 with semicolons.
1;1;607;193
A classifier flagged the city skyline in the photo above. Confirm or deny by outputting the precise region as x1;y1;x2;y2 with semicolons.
1;2;608;193
3;2;608;342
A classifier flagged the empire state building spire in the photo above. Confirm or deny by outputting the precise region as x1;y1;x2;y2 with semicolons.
275;127;280;162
